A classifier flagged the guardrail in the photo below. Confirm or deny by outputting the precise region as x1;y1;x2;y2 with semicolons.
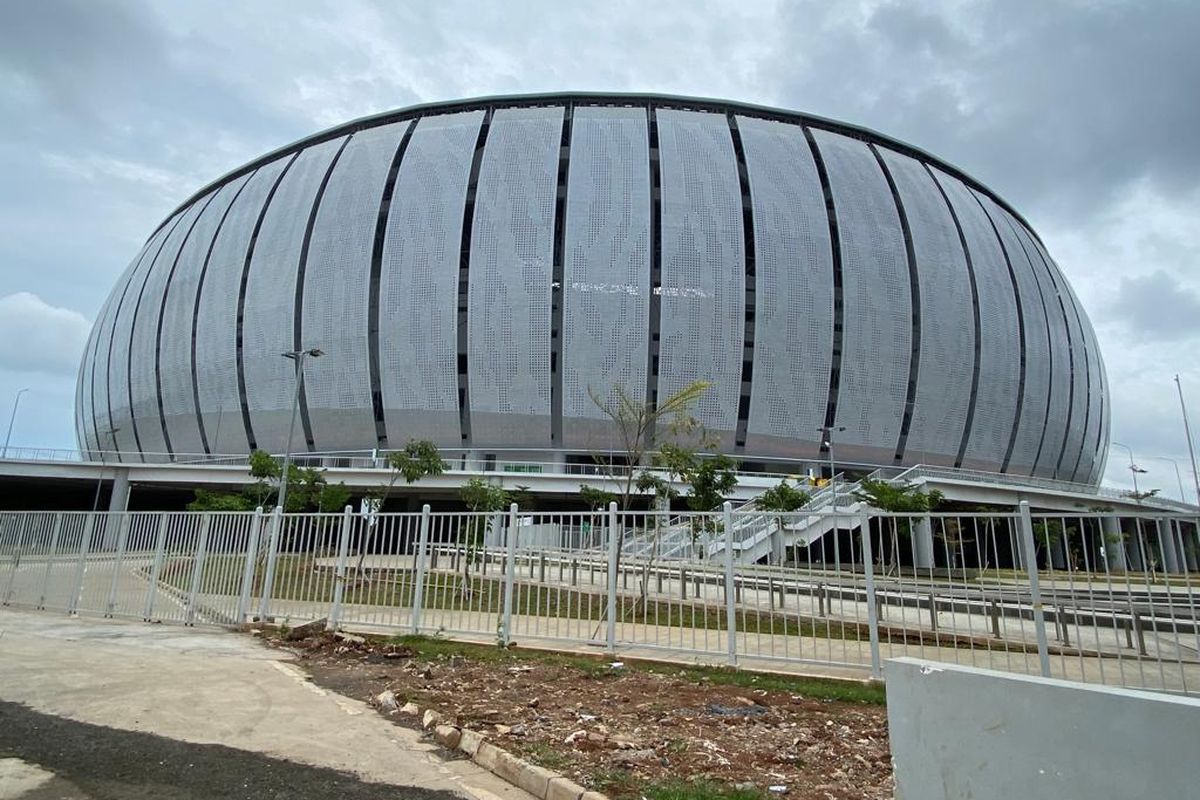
3;504;1198;695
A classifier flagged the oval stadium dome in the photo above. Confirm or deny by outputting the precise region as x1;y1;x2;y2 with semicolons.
75;93;1109;484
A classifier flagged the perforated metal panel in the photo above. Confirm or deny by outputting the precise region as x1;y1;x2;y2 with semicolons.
107;220;180;461
929;170;1022;474
973;192;1062;478
810;129;908;463
1092;336;1112;485
380;110;483;447
194;157;290;454
656;108;744;445
1008;221;1086;482
127;198;208;461
158;175;251;457
736;115;832;458
1073;297;1106;484
561;106;651;450
467;106;563;447
975;191;1057;477
241;137;346;453
879;149;973;465
301;121;410;451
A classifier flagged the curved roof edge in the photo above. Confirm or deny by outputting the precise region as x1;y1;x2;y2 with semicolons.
147;91;1041;245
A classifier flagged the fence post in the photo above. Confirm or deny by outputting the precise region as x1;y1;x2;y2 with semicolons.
2;513;30;605
37;513;64;610
722;502;737;665
236;507;264;623
104;513;131;617
410;504;431;635
859;510;882;680
501;503;518;646
1017;501;1051;677
606;501;618;654
184;512;211;625
328;505;354;631
258;506;284;621
68;514;95;615
142;512;171;621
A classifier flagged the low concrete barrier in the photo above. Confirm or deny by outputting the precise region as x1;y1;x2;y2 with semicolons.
886;657;1200;800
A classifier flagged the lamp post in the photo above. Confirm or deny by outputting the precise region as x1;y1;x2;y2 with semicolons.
1111;441;1148;503
818;425;847;509
1145;456;1187;504
91;426;120;513
1174;375;1200;506
2;388;29;458
276;348;324;513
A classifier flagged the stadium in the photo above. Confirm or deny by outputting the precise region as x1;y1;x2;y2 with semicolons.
74;93;1108;485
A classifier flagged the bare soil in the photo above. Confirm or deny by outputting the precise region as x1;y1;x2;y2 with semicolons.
267;631;893;800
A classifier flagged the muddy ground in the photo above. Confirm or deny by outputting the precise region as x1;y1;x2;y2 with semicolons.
267;631;892;800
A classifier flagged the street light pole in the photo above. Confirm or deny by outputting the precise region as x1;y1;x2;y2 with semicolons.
2;388;29;458
276;348;324;513
1174;375;1200;506
1111;441;1148;503
1145;456;1187;504
818;425;847;509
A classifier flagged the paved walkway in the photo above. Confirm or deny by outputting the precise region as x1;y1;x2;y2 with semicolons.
0;608;531;800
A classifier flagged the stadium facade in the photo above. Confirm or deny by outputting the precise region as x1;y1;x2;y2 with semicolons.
74;93;1109;484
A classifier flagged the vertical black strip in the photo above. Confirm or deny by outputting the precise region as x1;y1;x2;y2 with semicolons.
123;214;186;462
1010;224;1078;481
925;165;983;469
236;153;299;451
972;194;1036;474
87;294;117;457
367;120;417;449
870;145;922;464
726;113;756;451
802;126;844;449
457;108;494;446
550;104;573;448
153;189;221;460
293;134;354;452
643;104;664;446
190;172;256;455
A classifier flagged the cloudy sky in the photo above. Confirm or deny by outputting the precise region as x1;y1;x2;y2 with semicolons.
1;0;1198;497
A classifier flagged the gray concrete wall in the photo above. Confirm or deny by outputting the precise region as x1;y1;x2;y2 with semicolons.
886;657;1200;800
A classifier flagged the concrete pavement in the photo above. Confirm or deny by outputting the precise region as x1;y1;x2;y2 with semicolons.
0;608;533;800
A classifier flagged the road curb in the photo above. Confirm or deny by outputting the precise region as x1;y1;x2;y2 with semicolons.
398;700;601;800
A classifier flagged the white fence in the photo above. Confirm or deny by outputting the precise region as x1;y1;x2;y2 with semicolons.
2;503;1198;695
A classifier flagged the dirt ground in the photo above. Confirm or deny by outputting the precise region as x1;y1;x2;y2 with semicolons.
268;631;893;800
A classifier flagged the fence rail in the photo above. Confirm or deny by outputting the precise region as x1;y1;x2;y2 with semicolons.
2;504;1199;696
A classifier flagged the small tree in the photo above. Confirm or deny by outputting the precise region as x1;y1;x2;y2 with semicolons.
246;449;281;508
680;453;740;558
317;481;351;513
757;479;811;564
579;485;617;510
459;477;511;597
852;479;943;572
187;489;254;512
357;440;448;578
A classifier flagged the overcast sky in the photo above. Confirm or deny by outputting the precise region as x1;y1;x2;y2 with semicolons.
2;0;1198;498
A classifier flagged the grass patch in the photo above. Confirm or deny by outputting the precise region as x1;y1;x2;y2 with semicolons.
386;634;886;705
522;741;575;771
643;780;766;800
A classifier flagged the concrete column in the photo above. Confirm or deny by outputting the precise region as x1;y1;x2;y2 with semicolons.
1157;519;1182;574
1101;516;1127;572
1183;522;1199;572
106;468;131;514
911;515;935;569
1050;532;1067;571
770;524;784;565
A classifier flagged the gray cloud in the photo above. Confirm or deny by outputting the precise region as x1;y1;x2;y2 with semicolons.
0;292;90;376
1106;271;1200;342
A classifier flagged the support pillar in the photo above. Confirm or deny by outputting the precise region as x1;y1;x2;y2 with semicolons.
912;515;935;570
1101;516;1127;572
1158;518;1182;574
106;468;131;514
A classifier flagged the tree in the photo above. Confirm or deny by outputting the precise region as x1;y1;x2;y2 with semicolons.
579;485;617;511
757;479;811;564
458;478;511;597
588;381;711;510
355;440;448;578
852;479;943;572
317;481;351;513
187;489;254;512
680;453;740;558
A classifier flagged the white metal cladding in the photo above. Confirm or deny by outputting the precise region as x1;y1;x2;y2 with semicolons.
467;106;563;447
379;111;482;447
561;106;651;450
106;221;178;460
928;169;1020;474
302;121;411;450
194;159;289;454
1010;220;1086;482
158;175;251;457
974;191;1053;476
242;137;346;453
1073;291;1106;484
1093;338;1112;485
879;148;973;466
127;199;208;461
736;115;832;458
811;129;909;463
656;108;744;444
